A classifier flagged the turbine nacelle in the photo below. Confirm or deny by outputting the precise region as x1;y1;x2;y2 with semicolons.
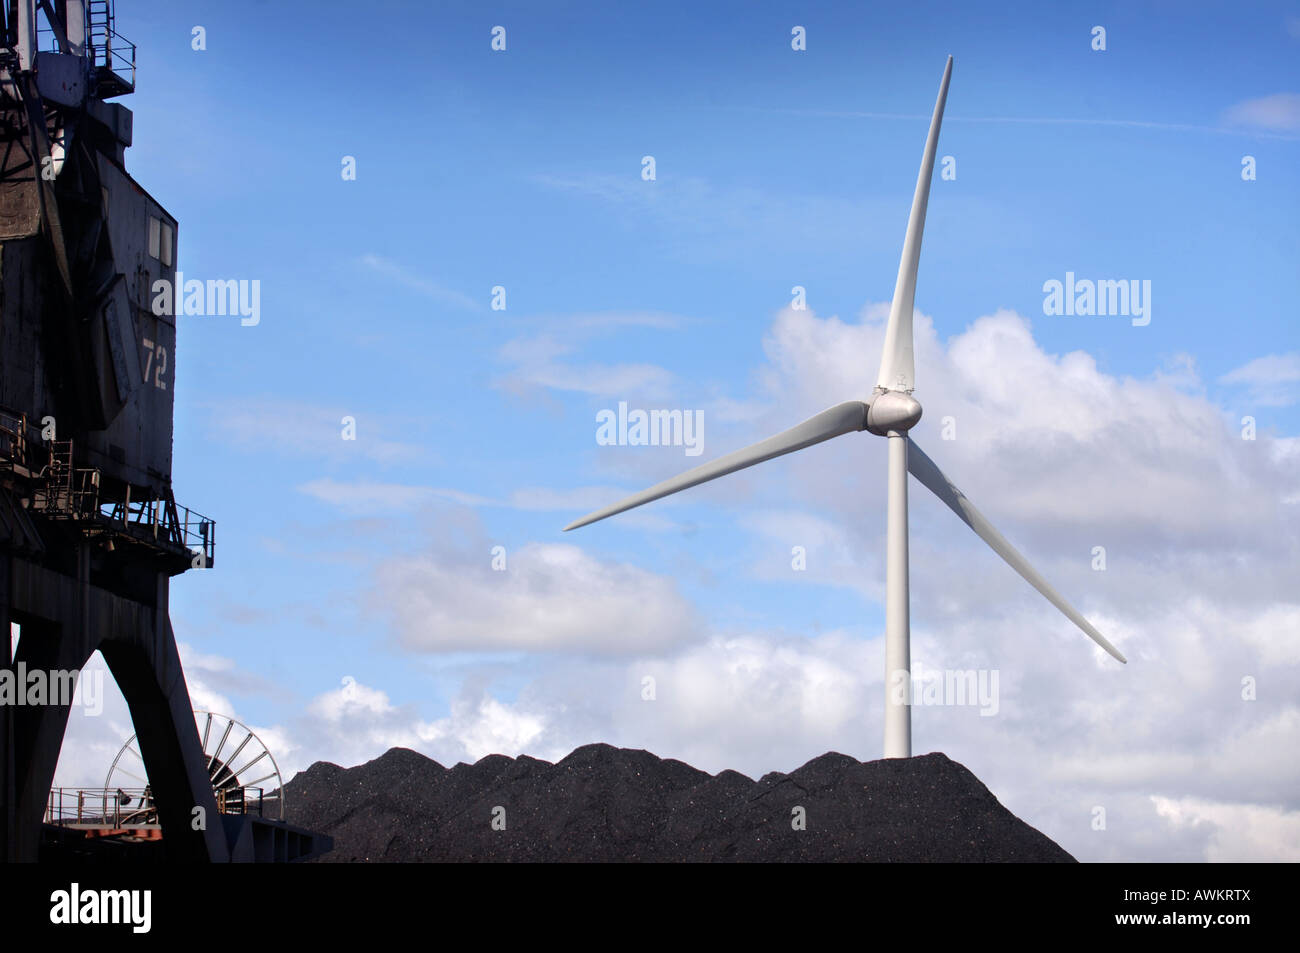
866;391;923;436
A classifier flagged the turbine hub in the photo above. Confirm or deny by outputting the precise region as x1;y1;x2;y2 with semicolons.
866;391;923;436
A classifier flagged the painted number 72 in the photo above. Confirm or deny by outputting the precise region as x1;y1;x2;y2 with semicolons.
142;338;167;390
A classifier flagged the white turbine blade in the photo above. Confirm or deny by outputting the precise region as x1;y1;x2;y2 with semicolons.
907;438;1127;663
564;401;870;531
875;55;953;394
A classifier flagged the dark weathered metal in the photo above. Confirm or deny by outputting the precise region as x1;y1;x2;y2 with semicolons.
0;1;234;862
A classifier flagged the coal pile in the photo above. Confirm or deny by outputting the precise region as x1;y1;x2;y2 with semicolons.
283;744;1074;862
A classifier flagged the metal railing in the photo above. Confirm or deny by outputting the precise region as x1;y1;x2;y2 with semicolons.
34;0;136;93
45;787;157;827
0;411;31;469
101;493;216;566
0;416;216;567
33;440;102;518
46;785;269;827
86;0;136;92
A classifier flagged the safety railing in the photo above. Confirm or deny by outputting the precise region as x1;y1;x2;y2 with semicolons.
45;787;156;827
46;785;268;826
86;0;136;93
32;440;101;518
0;410;36;471
0;416;214;567
34;0;136;95
101;493;215;566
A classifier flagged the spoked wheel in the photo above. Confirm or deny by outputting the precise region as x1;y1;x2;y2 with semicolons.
104;710;286;821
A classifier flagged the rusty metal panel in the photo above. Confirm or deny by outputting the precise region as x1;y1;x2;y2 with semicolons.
0;104;41;241
74;159;176;492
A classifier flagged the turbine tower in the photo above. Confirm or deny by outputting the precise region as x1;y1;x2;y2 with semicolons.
563;56;1126;759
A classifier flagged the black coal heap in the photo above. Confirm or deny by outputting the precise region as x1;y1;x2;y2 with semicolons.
283;744;1074;862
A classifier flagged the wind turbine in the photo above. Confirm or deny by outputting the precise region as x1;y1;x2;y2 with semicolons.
563;56;1126;759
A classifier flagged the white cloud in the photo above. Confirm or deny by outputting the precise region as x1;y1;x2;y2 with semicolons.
294;479;680;531
558;311;684;332
495;332;676;399
359;253;480;311
509;485;640;512
373;542;703;655
752;304;1297;556
489;313;696;401
54;652;134;790
1219;351;1300;407
1152;795;1300;862
1234;603;1300;666
509;485;684;532
1223;92;1300;133
738;508;869;592
205;396;429;466
310;675;397;722
290;677;553;770
430;695;547;763
297;478;492;513
275;632;880;778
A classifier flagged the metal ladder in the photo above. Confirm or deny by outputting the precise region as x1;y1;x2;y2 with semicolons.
86;1;112;65
86;0;135;96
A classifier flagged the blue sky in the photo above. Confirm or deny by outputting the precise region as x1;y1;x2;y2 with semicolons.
53;1;1300;862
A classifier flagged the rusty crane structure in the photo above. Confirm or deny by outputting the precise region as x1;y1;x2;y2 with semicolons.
0;1;325;861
